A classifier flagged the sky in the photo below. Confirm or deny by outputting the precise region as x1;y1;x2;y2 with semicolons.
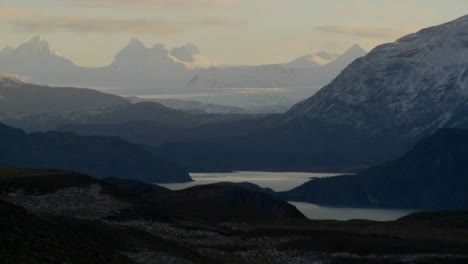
1;0;467;67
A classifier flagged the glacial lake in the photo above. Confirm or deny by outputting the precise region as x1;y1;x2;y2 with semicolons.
158;171;418;221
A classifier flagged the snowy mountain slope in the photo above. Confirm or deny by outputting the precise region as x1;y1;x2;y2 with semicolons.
285;51;340;68
170;44;218;69
285;15;468;140
187;45;366;89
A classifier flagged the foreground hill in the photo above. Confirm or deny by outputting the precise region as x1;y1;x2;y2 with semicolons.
1;168;468;263
0;123;190;183
105;178;303;221
281;129;468;210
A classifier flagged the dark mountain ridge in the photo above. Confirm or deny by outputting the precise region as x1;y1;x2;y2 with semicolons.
0;123;191;183
281;128;468;210
0;72;128;114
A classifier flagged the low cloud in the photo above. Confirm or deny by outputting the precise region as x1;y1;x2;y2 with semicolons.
0;6;183;35
315;25;416;40
60;0;237;9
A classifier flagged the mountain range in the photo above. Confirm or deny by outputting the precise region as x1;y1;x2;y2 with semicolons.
152;15;468;171
0;36;366;94
187;45;366;89
2;15;468;174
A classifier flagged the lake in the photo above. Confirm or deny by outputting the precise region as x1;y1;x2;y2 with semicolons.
158;171;418;221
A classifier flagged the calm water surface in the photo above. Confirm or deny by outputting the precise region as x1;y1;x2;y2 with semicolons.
158;171;418;221
159;171;339;192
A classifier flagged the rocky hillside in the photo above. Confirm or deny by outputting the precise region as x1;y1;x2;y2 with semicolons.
1;168;468;263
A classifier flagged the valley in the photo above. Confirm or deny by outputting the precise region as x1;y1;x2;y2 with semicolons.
1;6;468;263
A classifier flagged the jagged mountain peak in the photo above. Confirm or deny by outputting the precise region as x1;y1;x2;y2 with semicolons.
287;51;340;68
127;37;146;50
348;44;365;52
16;35;53;55
338;44;367;59
112;39;172;66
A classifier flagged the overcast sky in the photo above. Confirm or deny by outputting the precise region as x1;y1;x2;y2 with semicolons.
1;0;467;66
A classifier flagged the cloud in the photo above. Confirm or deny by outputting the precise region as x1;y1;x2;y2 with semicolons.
182;17;248;27
0;6;246;35
315;25;416;40
0;6;182;35
60;0;237;9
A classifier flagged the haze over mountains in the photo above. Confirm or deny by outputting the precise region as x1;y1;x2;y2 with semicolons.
2;16;468;174
0;36;366;112
148;15;468;172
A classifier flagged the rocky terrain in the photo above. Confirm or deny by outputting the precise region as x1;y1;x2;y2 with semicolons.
1;168;468;264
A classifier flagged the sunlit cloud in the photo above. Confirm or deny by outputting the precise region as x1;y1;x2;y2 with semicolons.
60;0;238;9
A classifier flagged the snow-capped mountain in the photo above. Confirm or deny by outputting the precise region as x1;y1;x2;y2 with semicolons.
0;37;364;91
187;44;366;89
286;51;340;68
284;15;468;147
170;44;218;69
0;36;78;85
101;38;192;90
0;37;367;111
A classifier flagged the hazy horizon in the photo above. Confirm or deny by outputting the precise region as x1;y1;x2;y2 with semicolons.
1;0;467;67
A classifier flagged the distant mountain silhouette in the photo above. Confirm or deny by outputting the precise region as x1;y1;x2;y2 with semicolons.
0;123;191;183
0;72;128;114
187;45;366;89
0;36;364;93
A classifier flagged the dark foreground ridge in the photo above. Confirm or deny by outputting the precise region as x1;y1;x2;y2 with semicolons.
105;178;303;221
281;129;468;210
1;168;468;263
